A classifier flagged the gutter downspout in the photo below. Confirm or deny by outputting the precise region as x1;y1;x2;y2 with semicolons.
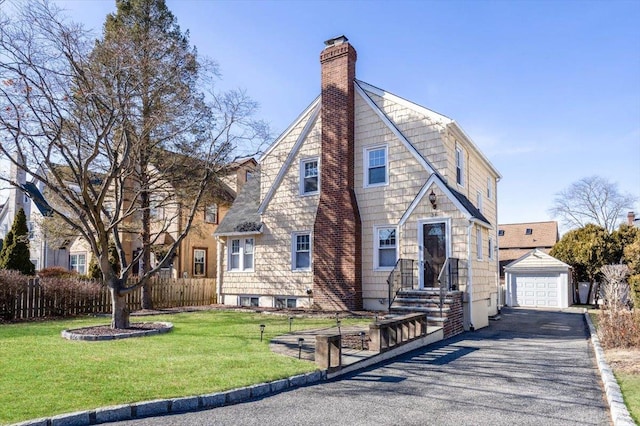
215;236;224;304
495;177;501;312
467;220;474;331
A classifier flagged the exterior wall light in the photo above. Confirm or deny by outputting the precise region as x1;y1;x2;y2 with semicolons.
429;190;437;209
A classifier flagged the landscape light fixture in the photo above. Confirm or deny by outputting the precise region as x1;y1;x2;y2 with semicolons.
359;331;366;350
429;189;437;209
259;324;265;342
289;316;294;332
298;337;305;359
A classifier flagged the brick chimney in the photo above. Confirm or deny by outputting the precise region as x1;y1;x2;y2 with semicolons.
312;36;362;311
628;211;636;226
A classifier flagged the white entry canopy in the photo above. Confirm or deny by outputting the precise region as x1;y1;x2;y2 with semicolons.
504;249;573;308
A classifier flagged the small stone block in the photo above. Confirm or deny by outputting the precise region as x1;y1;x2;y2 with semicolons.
250;383;271;398
171;396;200;413
50;410;91;426
200;392;225;408
225;386;251;404
11;419;49;426
94;405;132;423
134;399;170;418
305;370;322;384
270;378;290;393
289;374;307;387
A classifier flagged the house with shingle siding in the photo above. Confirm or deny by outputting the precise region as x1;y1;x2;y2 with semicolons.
498;221;559;277
215;36;501;331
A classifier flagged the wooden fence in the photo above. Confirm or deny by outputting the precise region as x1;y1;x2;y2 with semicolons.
0;277;217;321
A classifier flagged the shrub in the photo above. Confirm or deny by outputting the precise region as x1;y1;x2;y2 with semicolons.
0;208;35;275
597;309;640;349
39;276;103;316
37;266;78;279
630;275;640;308
0;269;28;320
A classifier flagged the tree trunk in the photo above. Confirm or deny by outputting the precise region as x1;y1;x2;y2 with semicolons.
110;285;130;329
141;275;152;309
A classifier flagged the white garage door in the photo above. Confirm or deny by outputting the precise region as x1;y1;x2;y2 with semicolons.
514;274;560;307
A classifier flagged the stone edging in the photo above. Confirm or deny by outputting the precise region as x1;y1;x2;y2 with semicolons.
584;312;636;426
61;322;174;341
10;370;326;426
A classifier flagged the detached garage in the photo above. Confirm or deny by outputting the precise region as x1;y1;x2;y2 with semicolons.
505;249;572;308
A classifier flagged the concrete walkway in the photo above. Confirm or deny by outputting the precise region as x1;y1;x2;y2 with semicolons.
109;308;612;426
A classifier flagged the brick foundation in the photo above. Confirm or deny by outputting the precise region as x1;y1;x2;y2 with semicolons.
443;292;464;338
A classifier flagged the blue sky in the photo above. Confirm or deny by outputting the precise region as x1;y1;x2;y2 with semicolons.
8;0;640;230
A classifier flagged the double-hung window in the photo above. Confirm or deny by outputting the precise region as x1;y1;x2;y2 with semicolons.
300;158;319;195
476;191;483;213
375;226;397;269
455;146;465;187
229;238;254;271
488;237;494;260
292;232;311;270
205;204;218;224
365;145;388;187
70;253;86;275
487;177;493;200
193;249;206;276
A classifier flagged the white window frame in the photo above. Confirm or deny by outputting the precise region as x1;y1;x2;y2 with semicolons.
487;177;493;200
374;225;398;270
455;145;465;187
299;158;319;196
364;145;389;188
239;296;259;307
275;297;297;309
292;232;312;270
70;253;86;275
228;238;254;272
488;236;494;260
205;204;218;224
476;190;483;213
476;228;483;260
193;248;206;276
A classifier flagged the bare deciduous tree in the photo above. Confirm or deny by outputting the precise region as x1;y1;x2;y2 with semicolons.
549;176;637;233
0;1;268;328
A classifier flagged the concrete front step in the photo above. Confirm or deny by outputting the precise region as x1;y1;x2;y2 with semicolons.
391;304;450;313
394;297;456;304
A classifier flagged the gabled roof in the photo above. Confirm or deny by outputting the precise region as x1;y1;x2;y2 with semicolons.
504;248;571;272
214;173;262;236
399;173;491;228
498;221;559;250
22;182;53;217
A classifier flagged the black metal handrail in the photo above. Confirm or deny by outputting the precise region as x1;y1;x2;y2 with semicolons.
437;257;460;317
387;258;414;309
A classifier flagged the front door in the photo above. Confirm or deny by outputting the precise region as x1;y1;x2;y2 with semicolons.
422;222;447;288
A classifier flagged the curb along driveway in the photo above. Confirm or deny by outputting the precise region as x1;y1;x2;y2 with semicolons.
111;308;610;426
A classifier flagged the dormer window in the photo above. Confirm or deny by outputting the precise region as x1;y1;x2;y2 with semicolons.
525;228;533;235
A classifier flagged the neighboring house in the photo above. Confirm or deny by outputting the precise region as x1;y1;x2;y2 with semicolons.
498;221;559;277
215;36;501;331
0;158;68;271
628;211;639;228
1;153;255;278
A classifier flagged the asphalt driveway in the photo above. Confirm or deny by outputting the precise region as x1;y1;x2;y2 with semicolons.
111;308;610;426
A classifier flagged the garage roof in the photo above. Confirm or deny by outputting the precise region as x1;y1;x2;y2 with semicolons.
504;249;570;271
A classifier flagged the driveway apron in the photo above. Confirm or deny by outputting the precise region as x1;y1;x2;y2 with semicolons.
112;308;610;426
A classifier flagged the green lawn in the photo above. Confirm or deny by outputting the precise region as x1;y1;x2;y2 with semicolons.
0;311;366;424
617;371;640;423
